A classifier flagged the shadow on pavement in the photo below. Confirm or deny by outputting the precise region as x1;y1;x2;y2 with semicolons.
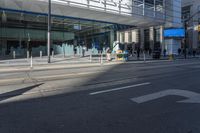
0;61;200;133
0;83;43;101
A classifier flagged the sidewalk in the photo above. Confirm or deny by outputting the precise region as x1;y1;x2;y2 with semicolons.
0;55;121;73
0;54;199;73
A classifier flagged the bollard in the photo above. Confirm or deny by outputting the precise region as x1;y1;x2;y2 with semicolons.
27;51;29;59
169;54;173;60
13;51;16;59
30;56;33;68
90;54;92;62
52;51;54;58
99;53;101;63
101;53;103;64
143;51;146;62
40;51;42;58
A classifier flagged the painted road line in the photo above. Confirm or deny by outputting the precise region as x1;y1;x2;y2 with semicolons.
89;82;151;95
131;89;200;104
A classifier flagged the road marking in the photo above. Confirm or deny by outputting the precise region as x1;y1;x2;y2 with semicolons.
131;89;200;104
89;82;151;95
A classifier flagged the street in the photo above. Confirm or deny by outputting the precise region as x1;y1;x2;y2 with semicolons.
0;59;200;133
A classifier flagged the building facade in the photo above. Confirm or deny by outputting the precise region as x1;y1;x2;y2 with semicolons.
182;0;200;51
0;0;181;58
118;0;182;55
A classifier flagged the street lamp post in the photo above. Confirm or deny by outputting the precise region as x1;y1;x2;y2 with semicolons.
47;0;51;63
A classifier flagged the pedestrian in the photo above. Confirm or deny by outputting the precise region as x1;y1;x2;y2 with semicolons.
193;49;196;57
149;48;152;55
82;45;86;57
178;48;181;56
74;46;77;56
163;49;166;57
124;49;129;61
137;47;140;60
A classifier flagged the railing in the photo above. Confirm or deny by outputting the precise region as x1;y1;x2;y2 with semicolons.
51;0;165;20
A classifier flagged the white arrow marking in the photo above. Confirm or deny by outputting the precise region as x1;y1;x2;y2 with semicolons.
131;89;200;104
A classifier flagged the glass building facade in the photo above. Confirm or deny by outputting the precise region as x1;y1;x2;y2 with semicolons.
0;9;133;57
0;0;181;57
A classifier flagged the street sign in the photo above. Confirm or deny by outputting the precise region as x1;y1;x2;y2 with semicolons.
131;89;200;104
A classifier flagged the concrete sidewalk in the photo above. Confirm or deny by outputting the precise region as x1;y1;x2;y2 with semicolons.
0;54;199;73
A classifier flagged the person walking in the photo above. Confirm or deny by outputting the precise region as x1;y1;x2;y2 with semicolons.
82;45;86;57
163;49;166;57
178;48;181;56
137;47;140;60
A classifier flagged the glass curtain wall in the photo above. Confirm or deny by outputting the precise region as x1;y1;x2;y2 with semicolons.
0;9;131;58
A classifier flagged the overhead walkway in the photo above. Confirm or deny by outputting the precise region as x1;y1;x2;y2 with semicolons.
0;0;166;27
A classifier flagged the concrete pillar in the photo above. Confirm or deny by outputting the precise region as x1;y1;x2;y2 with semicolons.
160;26;165;53
1;40;7;56
149;27;154;50
140;28;144;49
193;22;199;49
124;31;128;43
110;30;115;47
116;31;120;42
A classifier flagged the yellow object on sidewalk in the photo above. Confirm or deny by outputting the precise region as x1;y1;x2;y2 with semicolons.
116;50;123;61
169;54;174;60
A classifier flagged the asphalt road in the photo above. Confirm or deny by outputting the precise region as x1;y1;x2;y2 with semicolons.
0;59;200;133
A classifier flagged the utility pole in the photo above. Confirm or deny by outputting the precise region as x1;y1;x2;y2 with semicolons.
47;0;51;63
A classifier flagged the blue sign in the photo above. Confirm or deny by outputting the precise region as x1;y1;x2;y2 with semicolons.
164;28;185;38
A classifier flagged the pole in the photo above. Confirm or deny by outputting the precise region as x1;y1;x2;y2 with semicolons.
13;51;16;59
143;51;146;62
184;21;187;59
90;53;92;62
30;56;33;68
101;53;103;65
47;0;51;63
40;51;42;58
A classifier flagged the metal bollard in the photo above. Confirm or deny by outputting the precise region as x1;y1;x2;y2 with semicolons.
90;54;92;62
40;51;42;58
143;51;146;62
101;54;103;64
30;56;33;68
52;51;54;58
27;51;29;59
99;53;101;63
13;51;16;59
